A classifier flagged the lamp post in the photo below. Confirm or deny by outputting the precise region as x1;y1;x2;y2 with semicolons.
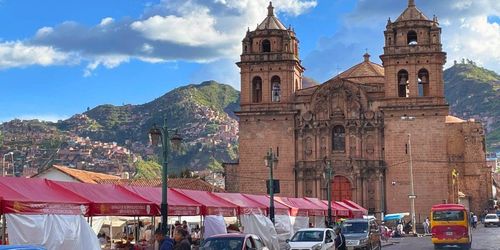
401;116;416;235
149;118;182;235
325;159;334;227
2;152;13;177
264;148;278;224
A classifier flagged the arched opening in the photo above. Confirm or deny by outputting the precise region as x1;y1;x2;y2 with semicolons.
418;69;430;97
332;125;345;151
271;76;281;102
295;79;299;91
244;45;248;53
262;39;271;53
398;70;409;98
332;176;352;201
407;31;418;45
252;77;262;103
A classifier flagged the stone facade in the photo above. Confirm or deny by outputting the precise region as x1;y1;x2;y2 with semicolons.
224;1;493;218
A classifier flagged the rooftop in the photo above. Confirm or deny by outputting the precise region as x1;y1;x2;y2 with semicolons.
256;2;287;30
33;165;120;184
96;178;225;192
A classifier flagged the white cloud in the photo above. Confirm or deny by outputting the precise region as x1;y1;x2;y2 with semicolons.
446;16;500;69
0;41;75;69
0;0;316;77
99;17;114;26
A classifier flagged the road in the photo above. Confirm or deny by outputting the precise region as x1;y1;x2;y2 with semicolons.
383;224;500;250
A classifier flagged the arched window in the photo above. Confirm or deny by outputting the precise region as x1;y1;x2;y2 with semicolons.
398;70;409;98
332;125;345;151
262;39;271;52
252;77;262;103
295;79;299;91
244;45;248;53
418;69;430;97
271;76;281;102
407;31;418;45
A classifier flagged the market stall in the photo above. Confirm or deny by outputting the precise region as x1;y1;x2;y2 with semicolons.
0;177;99;250
242;194;292;249
212;192;279;249
342;199;368;216
335;201;364;218
172;189;238;238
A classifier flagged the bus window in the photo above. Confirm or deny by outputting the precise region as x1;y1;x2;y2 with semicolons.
432;211;465;221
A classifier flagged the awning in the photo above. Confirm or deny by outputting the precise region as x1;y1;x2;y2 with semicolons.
0;177;90;215
335;201;363;218
242;194;290;215
274;197;325;217
320;200;350;217
384;213;409;221
211;192;267;215
52;181;159;216
172;188;237;217
342;199;368;215
120;186;202;216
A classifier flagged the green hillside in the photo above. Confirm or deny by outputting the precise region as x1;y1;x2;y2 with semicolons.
444;61;500;151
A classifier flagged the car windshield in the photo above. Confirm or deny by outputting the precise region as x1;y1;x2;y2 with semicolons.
200;237;244;250
432;211;465;221
290;230;324;242
485;215;498;219
342;222;368;234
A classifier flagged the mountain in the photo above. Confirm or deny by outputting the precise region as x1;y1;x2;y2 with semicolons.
444;60;500;152
58;80;240;171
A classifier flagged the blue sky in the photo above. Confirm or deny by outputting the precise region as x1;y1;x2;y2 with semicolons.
0;0;499;122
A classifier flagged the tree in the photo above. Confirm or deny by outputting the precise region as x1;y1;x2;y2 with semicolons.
133;159;162;179
207;157;223;173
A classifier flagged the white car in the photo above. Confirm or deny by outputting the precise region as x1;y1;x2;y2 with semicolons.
287;228;335;250
484;213;500;227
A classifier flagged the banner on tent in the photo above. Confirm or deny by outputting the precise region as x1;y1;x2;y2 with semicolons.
91;204;159;216
3;201;89;215
205;207;237;217
169;206;200;216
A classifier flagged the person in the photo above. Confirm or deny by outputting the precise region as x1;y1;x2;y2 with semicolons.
182;220;191;234
98;233;107;246
422;219;429;235
173;228;191;250
379;222;388;242
472;214;478;229
155;228;174;250
334;227;346;250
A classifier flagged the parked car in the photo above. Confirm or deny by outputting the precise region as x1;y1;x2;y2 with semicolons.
342;218;381;250
484;213;500;227
287;228;335;250
200;233;269;250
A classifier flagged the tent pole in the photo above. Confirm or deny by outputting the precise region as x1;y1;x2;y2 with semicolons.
135;216;139;244
1;214;5;245
90;216;93;227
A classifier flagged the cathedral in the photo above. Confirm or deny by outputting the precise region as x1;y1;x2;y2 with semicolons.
224;0;493;218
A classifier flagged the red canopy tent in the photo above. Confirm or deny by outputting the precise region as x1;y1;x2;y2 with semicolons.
342;199;368;215
319;200;350;217
242;194;290;215
172;189;237;217
120;186;202;216
52;181;159;216
335;201;363;218
274;197;325;217
211;192;267;215
0;177;90;215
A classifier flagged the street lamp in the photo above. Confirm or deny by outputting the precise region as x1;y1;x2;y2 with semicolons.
149;118;183;235
2;152;13;177
324;159;334;227
401;115;416;235
264;148;278;224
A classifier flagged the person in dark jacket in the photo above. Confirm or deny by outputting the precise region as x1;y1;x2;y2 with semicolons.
154;228;174;250
334;227;347;250
173;227;191;250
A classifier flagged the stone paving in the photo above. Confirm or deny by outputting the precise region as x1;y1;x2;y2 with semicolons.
382;224;500;250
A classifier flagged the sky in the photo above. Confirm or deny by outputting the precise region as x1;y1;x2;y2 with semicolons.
0;0;499;122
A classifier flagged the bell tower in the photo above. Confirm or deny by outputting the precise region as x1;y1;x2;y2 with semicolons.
237;2;304;111
380;0;446;103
